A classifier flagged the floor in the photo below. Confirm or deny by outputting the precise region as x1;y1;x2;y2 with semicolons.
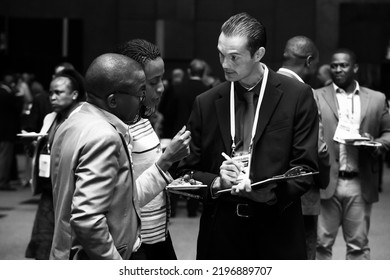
1;154;389;260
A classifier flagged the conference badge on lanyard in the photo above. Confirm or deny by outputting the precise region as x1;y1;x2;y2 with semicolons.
232;152;251;182
38;154;51;178
229;63;269;182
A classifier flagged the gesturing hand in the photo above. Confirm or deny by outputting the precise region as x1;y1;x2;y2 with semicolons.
157;126;191;171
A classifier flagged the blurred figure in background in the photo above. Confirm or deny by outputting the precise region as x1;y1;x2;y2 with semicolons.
159;68;185;139
316;64;333;88
25;68;85;259
170;58;210;217
53;62;75;75
202;60;221;88
0;74;24;191
277;35;330;260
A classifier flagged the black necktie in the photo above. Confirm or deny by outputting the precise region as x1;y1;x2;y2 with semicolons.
243;91;254;151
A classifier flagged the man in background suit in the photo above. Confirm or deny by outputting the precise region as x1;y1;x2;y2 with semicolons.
315;48;390;259
177;13;319;259
277;35;330;260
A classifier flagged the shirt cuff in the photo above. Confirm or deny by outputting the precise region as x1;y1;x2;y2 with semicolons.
210;177;222;199
154;162;173;185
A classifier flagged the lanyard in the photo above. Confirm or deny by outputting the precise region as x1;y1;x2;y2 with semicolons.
230;63;269;155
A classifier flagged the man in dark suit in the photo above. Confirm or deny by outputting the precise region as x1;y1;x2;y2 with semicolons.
177;13;319;259
277;36;330;260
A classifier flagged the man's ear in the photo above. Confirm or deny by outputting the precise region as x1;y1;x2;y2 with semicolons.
72;90;79;101
107;94;117;108
305;56;313;67
255;47;266;62
353;63;359;74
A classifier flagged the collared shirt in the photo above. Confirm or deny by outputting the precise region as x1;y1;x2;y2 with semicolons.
334;81;360;172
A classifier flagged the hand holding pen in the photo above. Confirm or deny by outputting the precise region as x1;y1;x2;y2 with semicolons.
219;152;243;190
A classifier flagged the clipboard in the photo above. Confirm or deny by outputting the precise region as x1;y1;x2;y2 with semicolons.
216;166;318;194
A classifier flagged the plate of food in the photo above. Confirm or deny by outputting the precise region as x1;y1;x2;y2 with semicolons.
166;174;207;190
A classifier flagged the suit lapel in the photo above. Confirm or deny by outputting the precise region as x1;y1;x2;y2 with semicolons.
252;71;283;146
322;85;339;120
359;89;369;124
215;86;232;153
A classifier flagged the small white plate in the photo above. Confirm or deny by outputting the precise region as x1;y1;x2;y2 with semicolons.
17;132;47;138
166;184;207;190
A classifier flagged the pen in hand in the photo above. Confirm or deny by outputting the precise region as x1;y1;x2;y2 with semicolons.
221;152;245;174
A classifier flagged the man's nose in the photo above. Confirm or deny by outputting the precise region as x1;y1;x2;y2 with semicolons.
221;57;230;69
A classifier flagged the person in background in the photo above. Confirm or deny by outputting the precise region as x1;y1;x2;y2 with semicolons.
315;48;390;259
202;60;221;88
277;35;330;260
172;68;185;85
177;12;319;259
53;62;75;75
23;80;52;134
316;64;333;88
0;75;24;191
116;39;191;260
159;68;185;139
170;58;210;217
25;68;85;259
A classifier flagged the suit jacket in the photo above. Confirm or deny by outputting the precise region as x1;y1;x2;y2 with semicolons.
277;68;330;215
171;78;209;134
314;84;390;203
50;103;143;260
178;69;319;259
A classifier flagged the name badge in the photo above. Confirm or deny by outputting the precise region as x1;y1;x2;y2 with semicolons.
232;152;251;182
39;154;51;178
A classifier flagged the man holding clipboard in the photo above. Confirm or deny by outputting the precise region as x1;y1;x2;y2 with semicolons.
177;12;319;260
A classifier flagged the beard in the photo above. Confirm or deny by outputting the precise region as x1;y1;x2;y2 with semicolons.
125;104;156;125
140;104;156;119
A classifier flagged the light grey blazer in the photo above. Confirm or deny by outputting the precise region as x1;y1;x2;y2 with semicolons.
314;84;390;203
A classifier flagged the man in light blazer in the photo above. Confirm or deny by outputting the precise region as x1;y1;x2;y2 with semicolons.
315;48;390;259
177;13;319;259
277;36;330;260
50;53;168;259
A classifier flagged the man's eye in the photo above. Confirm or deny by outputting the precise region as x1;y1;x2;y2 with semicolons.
330;63;349;69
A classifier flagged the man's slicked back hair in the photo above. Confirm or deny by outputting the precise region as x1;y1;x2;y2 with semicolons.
221;12;267;57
